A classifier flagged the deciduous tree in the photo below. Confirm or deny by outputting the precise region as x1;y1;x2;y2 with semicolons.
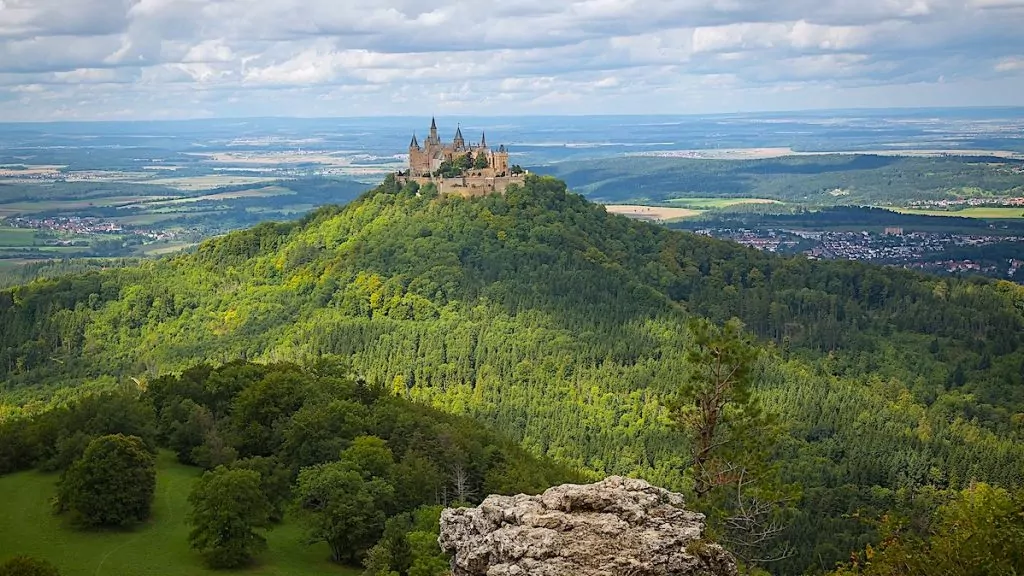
187;467;271;569
295;461;394;563
55;433;155;527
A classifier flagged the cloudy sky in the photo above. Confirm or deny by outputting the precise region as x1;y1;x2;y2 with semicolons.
1;0;1022;121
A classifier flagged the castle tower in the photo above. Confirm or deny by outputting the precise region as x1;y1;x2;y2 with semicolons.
494;144;510;174
428;117;439;145
454;125;465;150
408;133;423;176
480;131;487;149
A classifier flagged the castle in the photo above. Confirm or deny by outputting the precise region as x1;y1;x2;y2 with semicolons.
401;118;525;196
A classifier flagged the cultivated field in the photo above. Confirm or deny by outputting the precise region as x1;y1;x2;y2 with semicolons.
0;452;359;576
666;197;781;209
0;196;176;216
891;207;1024;219
0;227;37;246
151;186;294;205
140;176;280;191
635;148;1024;160
137;241;199;256
189;151;353;166
604;204;702;221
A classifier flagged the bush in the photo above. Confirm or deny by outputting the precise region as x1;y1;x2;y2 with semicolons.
0;556;60;576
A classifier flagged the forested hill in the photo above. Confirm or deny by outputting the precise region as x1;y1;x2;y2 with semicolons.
3;174;1024;573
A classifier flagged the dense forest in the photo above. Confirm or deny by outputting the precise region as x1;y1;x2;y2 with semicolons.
2;174;1023;574
538;154;1024;205
0;360;572;573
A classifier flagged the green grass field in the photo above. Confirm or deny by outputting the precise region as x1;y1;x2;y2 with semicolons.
0;196;174;215
0;259;28;270
891;207;1024;219
0;227;37;246
666;197;781;209
0;452;359;576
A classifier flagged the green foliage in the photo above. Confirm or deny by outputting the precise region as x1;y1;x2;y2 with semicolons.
187;466;271;569
4;175;1024;571
672;317;764;498
670;317;791;565
455;153;473;172
832;483;1024;576
227;456;291;523
55;434;155;528
473;152;489;170
295;461;395;564
0;556;60;576
341;436;395;482
542;154;1024;206
0;451;364;576
362;506;446;576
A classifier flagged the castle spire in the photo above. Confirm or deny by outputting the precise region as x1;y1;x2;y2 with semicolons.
410;133;419;148
430;117;437;130
481;131;486;148
454;124;465;149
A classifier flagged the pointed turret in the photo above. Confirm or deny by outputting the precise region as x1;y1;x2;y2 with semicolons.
481;131;487;149
410;133;420;149
429;117;438;144
454;124;465;150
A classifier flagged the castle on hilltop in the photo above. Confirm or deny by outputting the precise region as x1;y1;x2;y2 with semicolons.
400;118;525;196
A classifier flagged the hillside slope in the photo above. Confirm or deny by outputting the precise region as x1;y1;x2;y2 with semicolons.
3;174;1024;572
539;154;1024;204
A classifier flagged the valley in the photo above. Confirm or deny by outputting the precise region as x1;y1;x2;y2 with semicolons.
3;174;1024;574
2;112;1024;576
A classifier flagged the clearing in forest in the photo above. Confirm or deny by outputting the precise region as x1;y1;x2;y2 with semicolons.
0;452;359;576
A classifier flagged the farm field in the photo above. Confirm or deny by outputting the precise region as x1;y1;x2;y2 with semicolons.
136;241;199;256
141;175;282;191
666;197;782;209
0;227;36;246
0;452;359;576
0;196;177;216
603;204;702;221
890;207;1024;219
151;186;295;205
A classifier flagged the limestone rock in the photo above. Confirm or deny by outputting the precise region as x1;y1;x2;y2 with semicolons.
439;476;738;576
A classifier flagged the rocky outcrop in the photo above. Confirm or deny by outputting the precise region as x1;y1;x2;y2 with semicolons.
439;476;738;576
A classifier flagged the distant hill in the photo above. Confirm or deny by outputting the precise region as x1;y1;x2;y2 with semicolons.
2;174;1023;573
537;154;1024;205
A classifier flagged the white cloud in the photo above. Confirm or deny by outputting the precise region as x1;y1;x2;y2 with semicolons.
995;57;1024;72
0;0;1022;119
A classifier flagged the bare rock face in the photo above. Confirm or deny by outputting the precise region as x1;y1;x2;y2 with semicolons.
439;476;738;576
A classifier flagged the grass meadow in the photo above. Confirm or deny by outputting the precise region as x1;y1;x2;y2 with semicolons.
0;452;359;576
666;197;781;208
891;207;1024;219
0;227;37;246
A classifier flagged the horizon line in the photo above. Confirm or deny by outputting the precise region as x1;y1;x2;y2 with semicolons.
2;105;1024;125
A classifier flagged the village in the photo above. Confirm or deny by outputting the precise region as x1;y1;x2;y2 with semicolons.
7;216;182;242
695;226;1024;281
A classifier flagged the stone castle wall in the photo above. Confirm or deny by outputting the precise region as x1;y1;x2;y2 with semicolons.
403;174;526;197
